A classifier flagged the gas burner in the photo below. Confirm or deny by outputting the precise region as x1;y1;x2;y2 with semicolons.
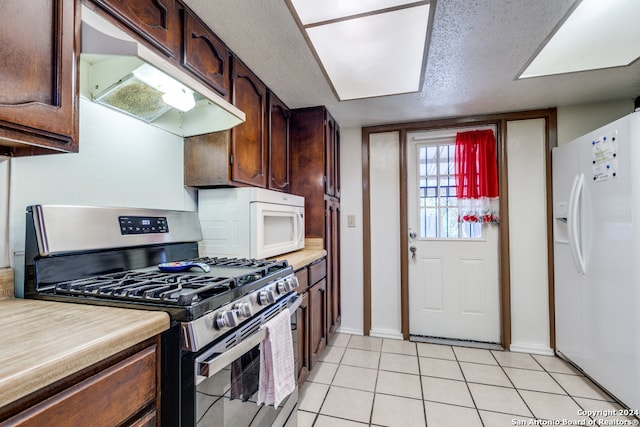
192;256;268;267
53;271;236;306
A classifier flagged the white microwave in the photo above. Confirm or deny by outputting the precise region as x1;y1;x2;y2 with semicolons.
197;188;305;259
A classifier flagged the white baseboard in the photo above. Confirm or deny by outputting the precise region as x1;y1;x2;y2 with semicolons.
335;326;362;336
369;328;403;340
509;343;555;356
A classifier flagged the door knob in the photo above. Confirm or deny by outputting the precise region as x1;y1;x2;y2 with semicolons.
409;231;417;239
410;245;417;260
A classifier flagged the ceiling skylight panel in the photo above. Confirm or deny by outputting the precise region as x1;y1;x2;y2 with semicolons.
306;5;429;100
289;0;422;25
520;0;640;78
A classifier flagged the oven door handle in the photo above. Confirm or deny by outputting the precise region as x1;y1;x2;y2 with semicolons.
196;328;267;385
195;296;300;385
288;294;302;312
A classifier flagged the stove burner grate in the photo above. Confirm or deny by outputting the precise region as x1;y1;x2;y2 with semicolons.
53;271;236;306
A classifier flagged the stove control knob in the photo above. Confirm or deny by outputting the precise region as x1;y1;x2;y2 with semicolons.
214;310;238;330
258;289;276;305
233;302;253;318
277;277;298;294
276;279;289;294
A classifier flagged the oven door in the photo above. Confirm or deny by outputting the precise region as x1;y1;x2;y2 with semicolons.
193;296;301;427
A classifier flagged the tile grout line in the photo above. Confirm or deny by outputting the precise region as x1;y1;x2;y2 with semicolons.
533;354;603;424
453;346;486;427
367;338;383;427
310;333;354;426
413;340;429;427
490;349;537;421
533;354;594;422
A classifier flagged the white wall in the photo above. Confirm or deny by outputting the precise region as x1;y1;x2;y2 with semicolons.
369;132;402;339
337;127;364;335
8;98;196;296
507;119;552;355
557;100;632;145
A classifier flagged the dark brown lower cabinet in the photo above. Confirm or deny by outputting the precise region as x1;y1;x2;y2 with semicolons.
0;340;159;427
308;277;327;370
293;258;328;384
127;409;157;427
295;291;310;386
325;197;341;340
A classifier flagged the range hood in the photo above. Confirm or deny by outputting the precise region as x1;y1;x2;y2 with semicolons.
80;5;245;136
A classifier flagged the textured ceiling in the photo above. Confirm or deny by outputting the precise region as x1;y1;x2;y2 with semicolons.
183;0;640;128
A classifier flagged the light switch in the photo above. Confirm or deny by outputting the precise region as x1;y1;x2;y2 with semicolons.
347;215;356;228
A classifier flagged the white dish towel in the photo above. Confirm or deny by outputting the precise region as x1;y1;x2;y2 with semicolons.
257;308;296;408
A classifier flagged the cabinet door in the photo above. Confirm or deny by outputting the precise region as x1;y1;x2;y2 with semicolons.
295;291;310;386
127;408;157;427
182;9;230;98
324;199;341;339
324;113;337;196
231;58;268;188
0;0;78;155
334;124;341;198
89;0;180;58
290;107;326;238
330;200;341;335
3;345;157;427
268;92;290;192
184;129;233;187
308;278;327;369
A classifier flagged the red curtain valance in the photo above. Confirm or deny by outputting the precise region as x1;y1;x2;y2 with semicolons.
455;129;499;223
455;129;498;198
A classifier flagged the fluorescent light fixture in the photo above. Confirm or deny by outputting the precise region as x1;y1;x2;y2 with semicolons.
133;63;196;111
520;0;640;78
290;0;424;24
162;88;196;112
288;1;431;100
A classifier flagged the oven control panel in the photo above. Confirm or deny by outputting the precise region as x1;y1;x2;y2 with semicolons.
181;273;299;352
119;216;169;235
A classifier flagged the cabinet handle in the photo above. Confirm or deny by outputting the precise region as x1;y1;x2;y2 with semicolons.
271;177;289;189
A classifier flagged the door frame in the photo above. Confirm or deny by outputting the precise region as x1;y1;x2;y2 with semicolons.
361;109;558;349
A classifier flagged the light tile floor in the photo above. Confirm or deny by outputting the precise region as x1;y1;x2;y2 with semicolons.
297;333;639;427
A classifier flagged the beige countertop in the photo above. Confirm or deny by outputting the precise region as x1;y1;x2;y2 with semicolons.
273;248;327;271
0;298;170;409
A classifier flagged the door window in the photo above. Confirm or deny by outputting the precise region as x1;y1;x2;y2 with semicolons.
417;143;482;239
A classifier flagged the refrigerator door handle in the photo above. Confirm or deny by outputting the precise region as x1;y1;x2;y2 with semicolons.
567;173;586;275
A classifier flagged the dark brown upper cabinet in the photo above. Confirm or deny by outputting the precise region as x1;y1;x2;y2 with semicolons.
0;0;79;156
325;113;340;198
230;57;268;188
290;106;341;236
184;57;270;188
268;91;290;192
88;0;180;58
181;9;231;99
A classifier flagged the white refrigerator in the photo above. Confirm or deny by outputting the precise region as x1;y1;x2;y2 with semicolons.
553;112;640;411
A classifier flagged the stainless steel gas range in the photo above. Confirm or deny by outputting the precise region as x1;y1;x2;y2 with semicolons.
23;205;300;427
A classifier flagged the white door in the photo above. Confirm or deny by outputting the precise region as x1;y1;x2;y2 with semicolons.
407;128;501;343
